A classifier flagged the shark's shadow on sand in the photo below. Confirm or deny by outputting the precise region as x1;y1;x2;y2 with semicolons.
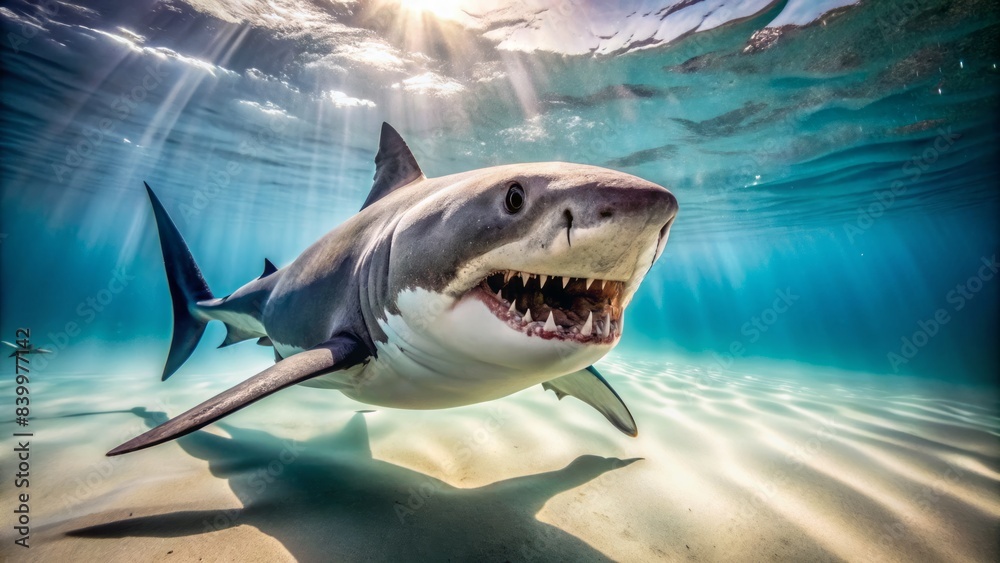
69;408;637;561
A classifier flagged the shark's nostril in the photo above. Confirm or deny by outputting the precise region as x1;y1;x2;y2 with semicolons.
599;208;614;219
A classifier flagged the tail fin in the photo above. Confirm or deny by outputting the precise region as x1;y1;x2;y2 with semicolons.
144;182;214;380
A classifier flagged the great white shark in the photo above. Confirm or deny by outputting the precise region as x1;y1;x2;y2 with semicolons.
108;123;678;456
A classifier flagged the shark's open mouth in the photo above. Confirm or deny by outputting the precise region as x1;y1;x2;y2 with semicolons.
471;271;624;343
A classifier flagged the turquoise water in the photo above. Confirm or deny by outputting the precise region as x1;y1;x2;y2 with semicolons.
1;0;998;561
2;0;997;382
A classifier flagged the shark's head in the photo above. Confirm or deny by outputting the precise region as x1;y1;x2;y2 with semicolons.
371;124;677;383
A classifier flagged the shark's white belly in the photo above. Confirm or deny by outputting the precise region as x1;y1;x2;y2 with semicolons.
305;344;543;410
341;342;537;409
308;290;612;409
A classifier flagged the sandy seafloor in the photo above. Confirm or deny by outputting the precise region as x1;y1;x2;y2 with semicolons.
1;350;998;562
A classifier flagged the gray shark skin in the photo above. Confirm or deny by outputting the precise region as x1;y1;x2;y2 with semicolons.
108;123;677;456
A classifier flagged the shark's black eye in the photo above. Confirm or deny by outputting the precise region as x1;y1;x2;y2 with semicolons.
505;183;525;213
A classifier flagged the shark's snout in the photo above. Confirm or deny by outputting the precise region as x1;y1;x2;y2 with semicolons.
658;189;680;224
549;178;677;301
609;184;677;227
563;178;678;233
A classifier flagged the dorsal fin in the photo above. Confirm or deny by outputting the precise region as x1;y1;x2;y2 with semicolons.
258;258;278;279
361;122;423;210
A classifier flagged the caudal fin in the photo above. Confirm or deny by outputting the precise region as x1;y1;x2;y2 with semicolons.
144;182;213;380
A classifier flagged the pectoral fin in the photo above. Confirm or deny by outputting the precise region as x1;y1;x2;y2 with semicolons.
542;366;637;437
107;335;367;456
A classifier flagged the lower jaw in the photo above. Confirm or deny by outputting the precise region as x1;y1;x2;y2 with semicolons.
468;286;621;345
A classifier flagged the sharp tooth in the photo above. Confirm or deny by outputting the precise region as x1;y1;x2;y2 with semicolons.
581;312;593;337
520;271;530;284
544;311;557;332
604;313;611;336
600;279;606;290
597;320;605;337
586;278;595;290
562;276;570;289
539;274;548;287
496;289;503;300
504;271;513;284
508;300;517;314
523;308;532;323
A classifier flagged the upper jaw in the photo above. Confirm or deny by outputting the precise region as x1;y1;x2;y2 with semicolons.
468;269;625;344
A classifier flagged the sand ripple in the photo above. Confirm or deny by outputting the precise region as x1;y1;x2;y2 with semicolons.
1;354;997;561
